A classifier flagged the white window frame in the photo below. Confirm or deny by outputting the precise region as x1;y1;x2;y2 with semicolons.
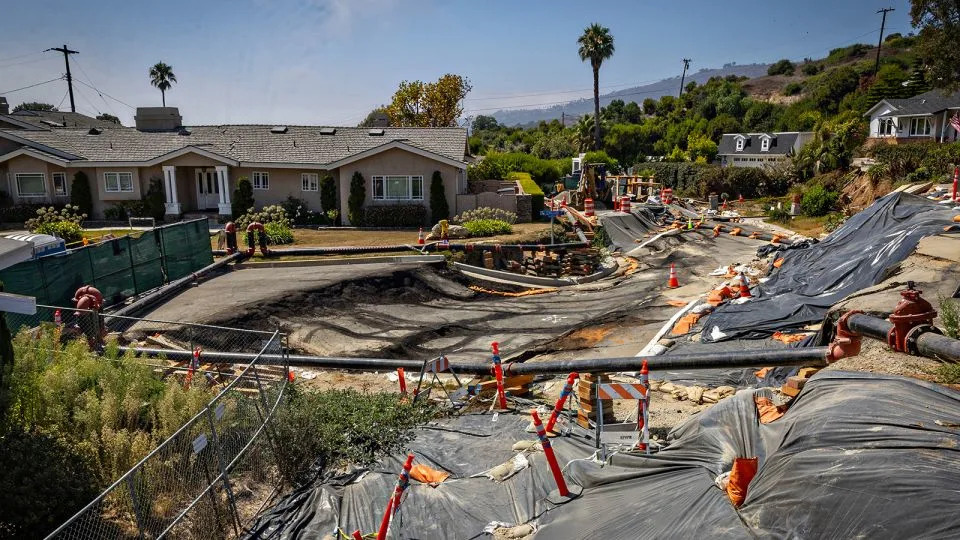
104;171;134;193
52;172;67;196
15;172;46;197
371;175;424;201
735;137;744;151
909;117;931;137
878;117;895;137
252;171;270;190
301;172;319;192
760;137;770;152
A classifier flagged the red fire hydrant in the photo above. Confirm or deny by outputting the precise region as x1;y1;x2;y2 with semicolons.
887;282;938;354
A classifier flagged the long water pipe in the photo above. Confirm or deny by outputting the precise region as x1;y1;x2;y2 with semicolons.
846;313;960;363
210;241;590;258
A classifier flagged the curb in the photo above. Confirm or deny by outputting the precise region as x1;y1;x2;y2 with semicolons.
236;254;446;268
453;258;618;287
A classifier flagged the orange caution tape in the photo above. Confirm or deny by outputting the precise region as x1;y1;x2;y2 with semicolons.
410;464;450;485
772;331;808;344
671;312;703;335
726;457;758;508
773;258;785;268
755;395;788;424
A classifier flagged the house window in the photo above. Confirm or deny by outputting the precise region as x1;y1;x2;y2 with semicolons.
252;171;269;190
301;173;319;191
104;172;134;193
910;117;931;136
878;118;896;136
52;172;67;195
15;173;46;197
371;175;424;200
760;138;770;152
735;138;744;151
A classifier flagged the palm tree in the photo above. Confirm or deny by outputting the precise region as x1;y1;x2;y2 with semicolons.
578;24;615;150
149;62;177;107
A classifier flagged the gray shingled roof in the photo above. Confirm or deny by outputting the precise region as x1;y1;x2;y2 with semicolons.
717;132;801;156
874;90;960;117
1;110;122;130
1;125;468;165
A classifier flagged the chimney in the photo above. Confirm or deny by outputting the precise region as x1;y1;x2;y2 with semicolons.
134;107;182;132
0;97;8;115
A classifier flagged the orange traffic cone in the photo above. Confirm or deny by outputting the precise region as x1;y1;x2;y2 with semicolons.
417;227;425;245
667;263;680;288
738;273;752;298
738;193;744;204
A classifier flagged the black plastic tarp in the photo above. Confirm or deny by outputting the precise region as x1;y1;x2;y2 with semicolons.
599;209;660;250
247;371;960;539
700;193;958;342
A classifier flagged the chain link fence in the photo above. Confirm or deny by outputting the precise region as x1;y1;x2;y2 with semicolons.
5;305;289;539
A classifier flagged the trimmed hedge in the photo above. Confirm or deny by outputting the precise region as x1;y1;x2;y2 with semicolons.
463;219;512;237
640;162;712;196
508;171;544;219
363;204;427;227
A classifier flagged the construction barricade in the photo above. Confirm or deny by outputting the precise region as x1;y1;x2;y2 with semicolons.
594;361;651;457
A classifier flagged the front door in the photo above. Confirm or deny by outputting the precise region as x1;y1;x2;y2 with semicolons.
195;169;219;210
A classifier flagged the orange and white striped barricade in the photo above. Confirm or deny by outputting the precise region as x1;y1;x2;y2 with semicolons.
412;354;467;407
595;361;651;456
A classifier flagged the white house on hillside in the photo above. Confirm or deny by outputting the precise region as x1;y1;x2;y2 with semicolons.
865;89;960;144
716;132;813;168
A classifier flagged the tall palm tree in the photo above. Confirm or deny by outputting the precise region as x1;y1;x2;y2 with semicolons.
578;24;615;150
149;62;177;107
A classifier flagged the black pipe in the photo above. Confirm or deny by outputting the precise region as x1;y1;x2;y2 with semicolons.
847;313;960;363
118;345;829;374
210;241;590;258
106;251;245;322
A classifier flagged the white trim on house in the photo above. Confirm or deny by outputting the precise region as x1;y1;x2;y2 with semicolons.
145;146;239;167
52;172;67;195
371;174;424;201
103;171;134;193
14;172;47;197
251;171;269;190
326;140;467;169
301;172;319;192
0;131;81;160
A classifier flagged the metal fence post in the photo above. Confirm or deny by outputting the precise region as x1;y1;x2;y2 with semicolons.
125;469;147;540
126;236;139;295
206;405;242;537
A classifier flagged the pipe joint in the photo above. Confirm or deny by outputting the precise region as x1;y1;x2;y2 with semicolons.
827;310;863;363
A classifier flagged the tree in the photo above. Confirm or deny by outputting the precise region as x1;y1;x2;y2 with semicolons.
347;171;365;226
429;171;449;224
12;102;56;113
642;98;657;115
471;115;500;132
578;23;615;150
148;62;177;107
95;113;121;125
574;114;601;152
767;59;796;76
69;171;93;216
911;0;960;90
143;177;166;220
903;60;932;95
232;177;254;218
687;133;719;163
359;107;390;127
320;175;337;212
385;74;472;127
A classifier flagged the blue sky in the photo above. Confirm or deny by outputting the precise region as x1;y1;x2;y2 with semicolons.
0;0;914;125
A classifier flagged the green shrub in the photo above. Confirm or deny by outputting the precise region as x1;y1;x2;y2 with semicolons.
452;207;517;225
429;171;449;224
25;205;86;243
463;219;513;237
801;63;821;76
281;196;327;225
766;206;792;224
933;363;960;385
264;221;294;244
320;175;337;214
232;177;254;219
824;212;847;232
348;171;365;226
271;387;435;487
70;171;93;217
801;185;838;216
363;204;427;227
939;295;959;339
592;225;611;248
468;152;565;185
768;59;796;76
0;204;46;224
508;172;544;218
783;82;803;96
235;204;291;230
825;43;871;64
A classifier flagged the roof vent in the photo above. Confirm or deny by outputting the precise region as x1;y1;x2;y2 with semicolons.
87;127;102;135
368;128;385;136
320;127;337;135
271;126;288;134
179;127;192;136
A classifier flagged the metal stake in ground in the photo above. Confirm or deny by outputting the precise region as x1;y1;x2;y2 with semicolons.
531;410;582;504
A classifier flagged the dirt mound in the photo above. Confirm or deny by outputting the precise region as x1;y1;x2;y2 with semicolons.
842;171;894;212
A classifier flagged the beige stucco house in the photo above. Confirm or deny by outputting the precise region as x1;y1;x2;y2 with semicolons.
0;105;469;224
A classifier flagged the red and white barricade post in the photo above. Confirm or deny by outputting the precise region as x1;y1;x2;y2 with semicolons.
594;360;651;457
545;372;579;434
490;342;509;411
412;354;467;407
531;410;583;504
661;188;674;205
376;453;415;540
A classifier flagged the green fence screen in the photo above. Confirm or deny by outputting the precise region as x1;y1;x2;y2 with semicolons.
0;218;214;309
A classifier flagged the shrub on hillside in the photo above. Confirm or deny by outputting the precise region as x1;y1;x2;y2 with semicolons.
801;63;821;76
801;185;838;216
782;82;803;96
767;59;796;76
363;204;427;227
452;207;517;225
463;219;512;237
825;43;871;64
25;205;86;243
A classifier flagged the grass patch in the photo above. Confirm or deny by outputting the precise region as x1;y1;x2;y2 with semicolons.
939;295;960;339
933;363;960;385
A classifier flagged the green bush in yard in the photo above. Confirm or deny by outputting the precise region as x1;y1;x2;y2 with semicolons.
766;206;792;224
271;386;435;487
452;207;517;225
25;205;86;243
801;185;838;216
320;175;337;214
939;295;959;340
232;177;254;219
235;204;294;244
363;204;427;227
430;171;449;224
463;219;512;237
69;171;93;217
507;171;544;218
348;171;365;226
264;221;294;244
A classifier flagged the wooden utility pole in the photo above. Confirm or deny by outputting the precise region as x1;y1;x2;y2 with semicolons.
47;44;79;112
875;8;895;76
679;58;692;97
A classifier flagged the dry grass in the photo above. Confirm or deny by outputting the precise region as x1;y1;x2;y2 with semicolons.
780;216;830;238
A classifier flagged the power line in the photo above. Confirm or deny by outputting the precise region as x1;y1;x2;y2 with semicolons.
56;89;70;110
45;45;79;112
0;56;59;69
73;58;118;117
72;78;136;110
0;77;64;95
0;50;45;64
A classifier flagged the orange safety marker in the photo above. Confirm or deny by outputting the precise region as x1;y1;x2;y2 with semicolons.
351;531;363;540
667;263;680;288
545;372;579;434
377;453;415;540
637;360;650;452
531;410;582;503
712;224;723;238
729;227;742;236
620;196;631;213
417;227;425;245
738;193;744;204
185;346;201;389
287;370;296;382
584;198;595;217
397;367;407;395
739;273;752;298
491;342;508;410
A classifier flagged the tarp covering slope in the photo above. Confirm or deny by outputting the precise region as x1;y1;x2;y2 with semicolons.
598;209;660;250
247;372;960;539
701;192;958;342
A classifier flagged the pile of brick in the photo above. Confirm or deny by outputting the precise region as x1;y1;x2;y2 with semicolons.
511;248;602;278
780;367;820;398
575;373;616;428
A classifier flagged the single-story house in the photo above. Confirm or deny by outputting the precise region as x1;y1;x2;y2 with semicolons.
716;132;813;168
0;104;469;224
864;89;960;144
